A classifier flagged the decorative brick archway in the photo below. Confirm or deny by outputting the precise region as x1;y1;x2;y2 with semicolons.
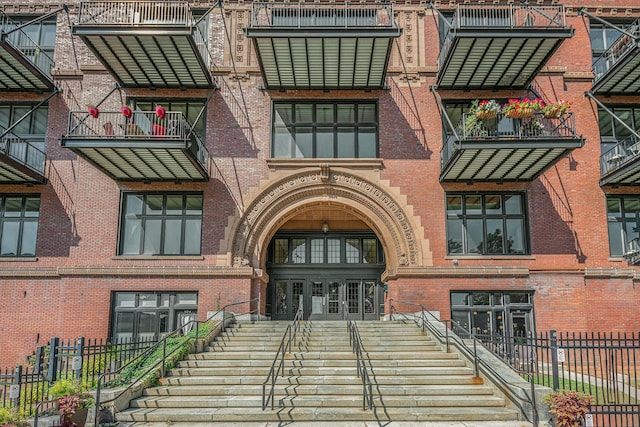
221;166;431;274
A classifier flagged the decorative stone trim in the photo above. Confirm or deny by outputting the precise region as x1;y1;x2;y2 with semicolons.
384;266;530;280
584;267;636;279
0;266;254;278
224;167;430;271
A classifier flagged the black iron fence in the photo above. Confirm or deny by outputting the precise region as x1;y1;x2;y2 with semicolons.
0;336;156;416
471;329;640;427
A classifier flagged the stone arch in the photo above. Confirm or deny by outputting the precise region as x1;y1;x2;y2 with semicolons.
221;167;431;271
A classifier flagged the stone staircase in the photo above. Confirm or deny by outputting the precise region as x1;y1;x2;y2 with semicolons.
114;320;524;425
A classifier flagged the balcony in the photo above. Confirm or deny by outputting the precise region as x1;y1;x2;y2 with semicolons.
437;4;572;90
60;110;209;181
441;112;584;182
0;133;46;183
592;19;640;95
245;2;401;90
623;237;640;265
73;1;212;89
599;135;640;186
0;12;54;91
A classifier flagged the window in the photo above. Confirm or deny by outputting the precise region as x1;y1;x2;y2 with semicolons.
0;195;39;257
269;233;383;264
446;193;528;255
111;291;198;341
119;193;203;256
133;100;206;137
272;101;378;158
598;106;640;154
606;196;640;257
589;22;629;64
450;291;534;341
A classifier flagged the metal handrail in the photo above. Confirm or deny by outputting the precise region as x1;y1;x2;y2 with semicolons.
389;299;538;426
262;297;304;410
343;302;373;410
81;298;259;427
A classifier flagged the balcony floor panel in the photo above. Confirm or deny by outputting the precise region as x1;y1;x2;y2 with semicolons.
593;47;640;95
251;34;395;90
61;140;208;182
75;31;211;88
0;156;46;184
438;31;570;89
0;43;53;91
441;140;582;182
600;157;640;186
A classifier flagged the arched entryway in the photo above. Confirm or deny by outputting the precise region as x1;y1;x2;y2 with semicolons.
221;166;432;320
266;209;386;320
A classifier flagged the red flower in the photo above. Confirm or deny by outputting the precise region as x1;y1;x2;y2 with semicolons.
87;105;99;119
155;105;166;119
121;105;132;118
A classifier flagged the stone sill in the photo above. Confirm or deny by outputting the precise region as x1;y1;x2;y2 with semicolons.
267;158;384;171
112;256;205;261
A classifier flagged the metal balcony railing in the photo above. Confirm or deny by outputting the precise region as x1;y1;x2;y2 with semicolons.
600;134;640;177
0;11;54;80
65;110;208;165
439;4;567;70
76;1;210;67
441;111;579;168
623;237;640;265
592;18;640;81
0;133;46;176
249;2;396;29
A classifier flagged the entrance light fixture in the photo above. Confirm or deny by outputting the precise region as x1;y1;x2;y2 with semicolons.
322;222;329;233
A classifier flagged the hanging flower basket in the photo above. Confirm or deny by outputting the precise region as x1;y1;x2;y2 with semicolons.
476;110;497;120
543;110;562;119
506;108;535;119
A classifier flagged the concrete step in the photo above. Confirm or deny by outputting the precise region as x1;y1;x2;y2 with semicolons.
115;406;521;423
144;383;497;397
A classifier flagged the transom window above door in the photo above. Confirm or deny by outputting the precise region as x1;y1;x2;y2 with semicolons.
272;101;378;158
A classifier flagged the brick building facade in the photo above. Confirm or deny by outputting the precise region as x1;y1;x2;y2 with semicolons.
0;0;639;367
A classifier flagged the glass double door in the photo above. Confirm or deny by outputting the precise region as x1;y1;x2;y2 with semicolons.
271;278;381;321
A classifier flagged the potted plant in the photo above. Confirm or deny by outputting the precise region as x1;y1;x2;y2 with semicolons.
543;390;593;427
473;99;501;120
503;98;544;119
542;100;572;119
48;379;94;427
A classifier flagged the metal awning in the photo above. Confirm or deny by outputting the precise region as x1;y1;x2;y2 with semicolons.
0;12;55;91
0;135;46;183
60;110;209;181
591;19;640;95
246;2;401;90
73;1;213;89
440;112;584;182
437;4;572;90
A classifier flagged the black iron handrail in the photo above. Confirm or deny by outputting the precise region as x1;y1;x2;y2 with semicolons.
389;298;537;426
261;298;304;410
82;298;259;427
343;302;373;410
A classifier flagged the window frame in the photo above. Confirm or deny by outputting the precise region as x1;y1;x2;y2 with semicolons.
271;100;379;159
0;194;40;257
110;291;198;342
117;192;204;256
445;192;530;256
606;195;640;257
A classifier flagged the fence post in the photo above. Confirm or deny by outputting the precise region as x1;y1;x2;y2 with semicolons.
34;345;45;375
73;337;84;380
47;337;59;383
10;365;22;409
550;330;559;391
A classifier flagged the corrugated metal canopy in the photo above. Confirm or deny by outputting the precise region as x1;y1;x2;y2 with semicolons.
592;44;640;95
73;28;212;89
60;138;209;182
0;154;46;183
249;33;397;89
0;42;54;91
440;139;583;182
437;31;571;89
600;157;640;186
